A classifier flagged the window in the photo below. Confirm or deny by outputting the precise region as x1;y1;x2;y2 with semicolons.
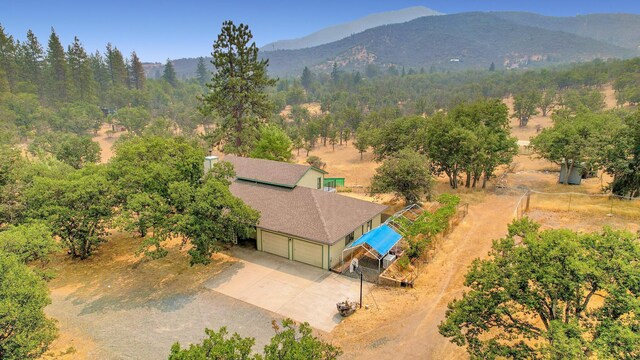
317;177;322;189
367;220;373;232
345;232;355;246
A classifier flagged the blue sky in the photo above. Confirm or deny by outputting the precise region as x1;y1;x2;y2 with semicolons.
2;1;639;63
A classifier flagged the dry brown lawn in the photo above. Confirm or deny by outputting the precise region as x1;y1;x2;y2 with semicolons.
42;233;235;359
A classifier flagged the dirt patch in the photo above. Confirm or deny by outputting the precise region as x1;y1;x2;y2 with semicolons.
92;124;124;164
294;142;379;188
279;102;323;118
43;232;236;358
330;194;519;360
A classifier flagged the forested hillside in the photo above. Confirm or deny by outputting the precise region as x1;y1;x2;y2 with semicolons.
261;6;442;51
493;12;640;50
153;12;638;79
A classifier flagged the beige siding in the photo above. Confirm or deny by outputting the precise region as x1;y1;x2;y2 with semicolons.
261;230;289;258
292;239;323;268
329;237;347;268
329;213;384;269
296;169;325;189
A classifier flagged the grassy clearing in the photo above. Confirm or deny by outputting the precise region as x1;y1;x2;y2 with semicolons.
529;192;640;219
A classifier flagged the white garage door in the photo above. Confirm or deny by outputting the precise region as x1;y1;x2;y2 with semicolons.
292;239;323;268
261;231;289;258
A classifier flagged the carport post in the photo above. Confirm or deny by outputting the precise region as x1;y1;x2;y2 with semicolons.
359;271;363;308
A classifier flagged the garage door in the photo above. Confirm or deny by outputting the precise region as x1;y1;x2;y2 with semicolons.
292;239;323;268
261;231;289;258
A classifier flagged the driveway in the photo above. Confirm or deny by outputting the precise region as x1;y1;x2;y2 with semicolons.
205;247;370;332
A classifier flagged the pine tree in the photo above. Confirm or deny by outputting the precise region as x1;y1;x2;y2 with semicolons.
200;20;276;155
301;66;313;90
162;59;178;87
331;62;339;84
105;43;127;87
195;57;208;86
17;30;44;95
489;62;496;71
89;50;110;103
128;51;145;90
0;24;17;91
67;36;96;102
45;28;69;104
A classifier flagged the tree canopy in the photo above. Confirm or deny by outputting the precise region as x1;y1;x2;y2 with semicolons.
369;149;434;204
200;20;276;156
439;218;640;359
169;319;342;360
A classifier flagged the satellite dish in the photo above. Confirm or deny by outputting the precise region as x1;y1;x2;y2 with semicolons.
349;258;359;273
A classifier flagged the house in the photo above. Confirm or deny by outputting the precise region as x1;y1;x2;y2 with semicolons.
219;155;388;270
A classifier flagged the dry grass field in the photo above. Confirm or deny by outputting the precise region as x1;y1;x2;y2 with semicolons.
48;85;636;359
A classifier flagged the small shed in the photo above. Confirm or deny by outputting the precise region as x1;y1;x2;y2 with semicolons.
559;160;583;185
324;177;345;188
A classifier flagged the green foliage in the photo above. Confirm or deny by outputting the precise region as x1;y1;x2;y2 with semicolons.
29;132;100;169
109;136;258;265
370;116;426;161
0;253;57;359
531;111;617;184
25;166;114;259
512;89;541;127
115;106;151;135
0;222;58;263
421;99;517;189
200;21;276;156
439;219;640;359
169;319;342;359
305;155;324;169
369;149;434;204
250;125;293;162
169;326;255;359
179;177;259;266
600;109;640;197
163;59;178;87
404;194;460;259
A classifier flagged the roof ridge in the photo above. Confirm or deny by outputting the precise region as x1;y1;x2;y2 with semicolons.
309;189;332;243
226;154;311;169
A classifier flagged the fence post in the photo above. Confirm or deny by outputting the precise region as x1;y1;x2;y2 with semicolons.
525;191;530;212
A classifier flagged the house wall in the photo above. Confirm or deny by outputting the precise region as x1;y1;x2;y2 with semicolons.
328;213;383;269
296;168;325;189
256;212;384;270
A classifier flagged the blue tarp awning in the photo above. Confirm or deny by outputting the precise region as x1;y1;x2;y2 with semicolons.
347;224;402;258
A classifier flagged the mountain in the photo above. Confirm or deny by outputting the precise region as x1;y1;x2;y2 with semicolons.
261;6;442;51
143;11;638;79
260;12;635;77
492;12;640;50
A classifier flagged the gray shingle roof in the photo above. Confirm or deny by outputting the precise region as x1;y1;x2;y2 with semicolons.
225;155;325;188
229;180;387;245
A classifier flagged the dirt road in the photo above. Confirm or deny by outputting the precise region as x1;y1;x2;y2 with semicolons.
331;194;518;359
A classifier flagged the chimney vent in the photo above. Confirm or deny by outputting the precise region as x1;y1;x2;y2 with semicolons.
204;155;219;174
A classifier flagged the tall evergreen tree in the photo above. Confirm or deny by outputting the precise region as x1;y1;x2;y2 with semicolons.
67;36;96;102
331;62;339;84
195;56;208;86
200;21;276;155
45;28;69;104
162;59;178;87
89;50;110;103
301;66;313;90
129;51;146;90
17;30;44;95
0;24;17;91
105;43;127;87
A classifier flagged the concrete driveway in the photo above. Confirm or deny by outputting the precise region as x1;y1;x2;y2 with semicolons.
205;247;370;332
